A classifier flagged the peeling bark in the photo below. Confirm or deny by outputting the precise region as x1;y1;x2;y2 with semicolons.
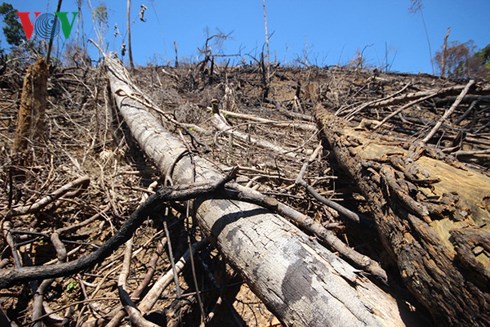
314;103;490;326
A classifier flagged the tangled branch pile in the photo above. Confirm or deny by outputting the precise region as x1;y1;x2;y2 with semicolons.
0;55;488;326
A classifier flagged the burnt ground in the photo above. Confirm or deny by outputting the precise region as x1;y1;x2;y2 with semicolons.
0;58;489;326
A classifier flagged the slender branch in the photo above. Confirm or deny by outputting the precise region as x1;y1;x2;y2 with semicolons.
137;241;207;313
422;79;474;144
207;107;316;131
295;143;360;223
47;0;63;64
188;236;206;325
7;176;90;217
296;179;360;224
164;221;181;298
373;92;439;130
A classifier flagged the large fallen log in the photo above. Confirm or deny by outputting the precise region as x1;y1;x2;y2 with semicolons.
104;57;414;326
314;103;490;326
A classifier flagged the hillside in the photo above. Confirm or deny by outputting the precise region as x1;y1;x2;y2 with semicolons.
0;57;489;326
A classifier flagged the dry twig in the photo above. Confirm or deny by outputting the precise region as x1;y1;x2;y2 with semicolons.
422;79;475;144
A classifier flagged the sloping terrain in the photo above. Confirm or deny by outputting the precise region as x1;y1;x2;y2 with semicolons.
0;57;488;326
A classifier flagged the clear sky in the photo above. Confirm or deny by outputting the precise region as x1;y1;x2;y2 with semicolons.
3;1;490;74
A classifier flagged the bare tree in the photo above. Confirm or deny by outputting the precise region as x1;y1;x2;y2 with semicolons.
90;1;108;54
348;44;373;70
127;0;134;68
197;29;231;84
440;27;451;77
261;0;271;99
75;0;86;55
173;41;179;67
262;0;270;68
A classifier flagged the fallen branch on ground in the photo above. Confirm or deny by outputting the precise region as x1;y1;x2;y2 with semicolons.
207;106;317;131
422;79;475;144
0;170;236;288
212;111;313;159
343;84;467;120
6;176;90;217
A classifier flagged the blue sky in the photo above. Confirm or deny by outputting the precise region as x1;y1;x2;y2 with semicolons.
3;1;490;74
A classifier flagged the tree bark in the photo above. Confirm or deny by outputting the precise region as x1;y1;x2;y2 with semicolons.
104;57;415;327
314;103;490;326
12;58;48;155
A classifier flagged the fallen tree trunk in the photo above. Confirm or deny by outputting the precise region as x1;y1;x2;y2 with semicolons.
104;57;413;327
314;104;490;326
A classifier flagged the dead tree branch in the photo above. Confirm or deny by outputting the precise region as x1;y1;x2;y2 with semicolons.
7;176;90;217
422;79;475;144
0;172;236;288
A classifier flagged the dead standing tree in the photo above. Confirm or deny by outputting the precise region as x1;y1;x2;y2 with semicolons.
103;56;414;326
440;27;451;78
261;0;271;100
196;30;231;85
126;0;134;68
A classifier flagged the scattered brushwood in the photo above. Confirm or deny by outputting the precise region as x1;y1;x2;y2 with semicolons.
0;60;173;326
1;50;488;326
332;72;490;171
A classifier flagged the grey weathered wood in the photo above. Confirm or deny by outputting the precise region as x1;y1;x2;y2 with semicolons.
105;57;410;327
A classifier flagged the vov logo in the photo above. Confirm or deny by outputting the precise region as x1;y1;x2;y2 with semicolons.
16;12;79;40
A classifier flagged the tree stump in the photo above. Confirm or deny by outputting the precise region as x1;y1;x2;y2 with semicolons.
12;58;48;156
